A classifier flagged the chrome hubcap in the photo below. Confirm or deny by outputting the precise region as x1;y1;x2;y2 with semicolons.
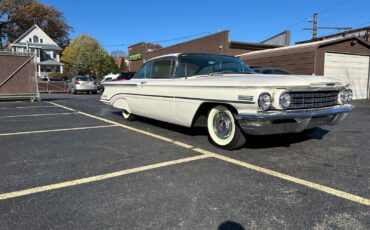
213;112;232;139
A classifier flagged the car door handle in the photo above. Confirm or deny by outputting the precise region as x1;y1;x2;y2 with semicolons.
141;81;147;85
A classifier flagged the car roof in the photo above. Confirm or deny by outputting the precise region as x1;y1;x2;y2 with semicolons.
146;53;181;62
146;53;240;62
253;67;287;71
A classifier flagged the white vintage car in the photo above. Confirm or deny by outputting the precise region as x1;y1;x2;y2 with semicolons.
101;53;353;150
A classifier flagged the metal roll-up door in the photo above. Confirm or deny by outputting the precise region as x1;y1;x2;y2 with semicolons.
324;52;369;99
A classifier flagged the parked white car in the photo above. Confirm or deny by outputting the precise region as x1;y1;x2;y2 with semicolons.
101;53;353;150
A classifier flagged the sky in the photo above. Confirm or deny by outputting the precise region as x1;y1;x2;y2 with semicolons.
39;0;370;53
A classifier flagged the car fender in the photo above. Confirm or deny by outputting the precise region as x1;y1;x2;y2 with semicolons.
112;98;131;114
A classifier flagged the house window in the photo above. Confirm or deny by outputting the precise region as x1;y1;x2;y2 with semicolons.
40;39;43;44
29;38;32;42
33;35;39;43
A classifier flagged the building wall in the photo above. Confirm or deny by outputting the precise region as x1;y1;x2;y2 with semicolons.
129;31;230;72
128;42;163;71
227;45;271;56
241;49;316;75
127;31;277;72
240;38;370;76
18;26;58;46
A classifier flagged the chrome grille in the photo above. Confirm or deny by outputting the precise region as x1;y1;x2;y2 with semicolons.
289;91;339;109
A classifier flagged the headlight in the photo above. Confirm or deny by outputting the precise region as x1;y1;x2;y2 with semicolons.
279;92;292;109
340;89;353;104
258;93;272;111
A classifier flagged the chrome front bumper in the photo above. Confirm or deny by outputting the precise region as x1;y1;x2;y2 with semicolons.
236;105;352;135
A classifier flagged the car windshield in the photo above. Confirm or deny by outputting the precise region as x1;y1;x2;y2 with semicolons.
175;54;254;78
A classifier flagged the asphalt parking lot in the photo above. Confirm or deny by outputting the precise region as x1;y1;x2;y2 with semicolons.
0;93;369;229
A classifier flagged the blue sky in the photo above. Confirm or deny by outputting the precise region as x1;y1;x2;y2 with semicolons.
40;0;370;53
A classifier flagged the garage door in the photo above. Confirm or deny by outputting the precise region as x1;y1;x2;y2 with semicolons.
324;52;369;99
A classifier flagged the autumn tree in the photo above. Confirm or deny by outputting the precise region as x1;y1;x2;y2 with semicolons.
120;58;127;72
0;0;72;48
61;34;116;79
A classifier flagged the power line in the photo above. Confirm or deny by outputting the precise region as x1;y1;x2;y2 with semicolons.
320;0;370;22
104;31;211;48
304;13;352;40
285;0;352;30
316;0;352;15
352;21;370;28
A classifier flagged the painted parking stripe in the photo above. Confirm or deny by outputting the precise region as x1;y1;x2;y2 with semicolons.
0;112;77;119
46;102;76;112
47;101;370;207
193;148;370;206
15;106;58;109
0;106;58;110
0;125;118;137
0;154;211;200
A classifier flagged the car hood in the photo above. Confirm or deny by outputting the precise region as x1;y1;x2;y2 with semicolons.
188;74;345;88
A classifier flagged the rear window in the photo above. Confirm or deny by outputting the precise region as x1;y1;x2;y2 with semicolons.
76;76;93;81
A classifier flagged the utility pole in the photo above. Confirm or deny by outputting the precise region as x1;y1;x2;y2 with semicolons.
309;13;318;40
304;13;352;40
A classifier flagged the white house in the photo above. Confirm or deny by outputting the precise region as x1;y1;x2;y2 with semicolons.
8;24;64;79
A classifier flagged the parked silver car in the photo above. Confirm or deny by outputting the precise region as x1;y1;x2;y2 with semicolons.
68;76;98;94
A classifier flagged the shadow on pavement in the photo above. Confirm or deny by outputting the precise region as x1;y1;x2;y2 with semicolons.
244;128;329;149
218;221;244;230
111;111;330;149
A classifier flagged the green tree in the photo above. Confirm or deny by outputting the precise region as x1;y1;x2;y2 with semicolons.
61;34;115;79
0;0;72;48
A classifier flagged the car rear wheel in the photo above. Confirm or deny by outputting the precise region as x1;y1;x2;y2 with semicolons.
122;110;135;121
207;105;246;150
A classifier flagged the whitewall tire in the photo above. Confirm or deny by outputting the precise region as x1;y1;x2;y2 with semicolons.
122;110;135;121
207;105;246;150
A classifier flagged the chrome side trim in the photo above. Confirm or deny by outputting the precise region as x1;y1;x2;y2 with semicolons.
235;105;353;120
238;95;254;101
102;93;255;105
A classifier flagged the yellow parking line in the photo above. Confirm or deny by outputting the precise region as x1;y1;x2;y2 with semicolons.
0;125;117;137
47;102;370;207
47;102;76;112
48;102;178;143
0;106;58;110
0;154;211;200
193;148;370;206
0;112;76;119
15;106;58;109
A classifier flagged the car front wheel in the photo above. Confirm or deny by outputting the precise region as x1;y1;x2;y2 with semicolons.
207;105;246;150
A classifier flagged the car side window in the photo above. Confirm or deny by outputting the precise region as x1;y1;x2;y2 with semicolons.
175;62;199;78
273;69;291;75
134;62;152;79
262;69;273;74
150;58;175;79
